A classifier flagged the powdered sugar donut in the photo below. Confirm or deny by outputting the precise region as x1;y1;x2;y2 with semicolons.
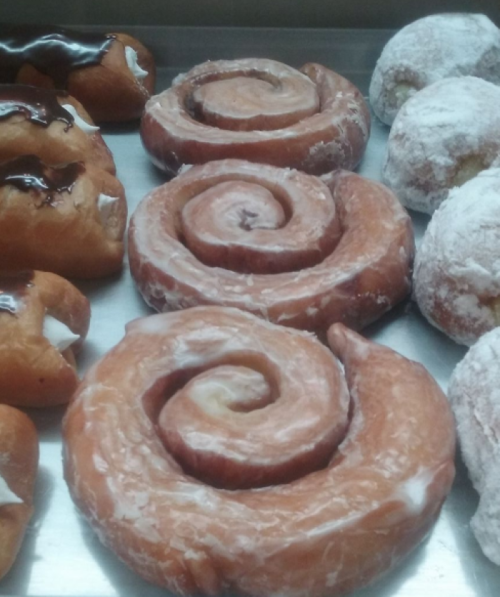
383;76;500;213
369;13;500;125
414;168;500;345
448;327;500;564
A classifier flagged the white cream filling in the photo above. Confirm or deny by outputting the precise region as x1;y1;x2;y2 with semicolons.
61;104;100;135
43;314;80;352
0;474;22;506
125;46;148;80
97;194;119;227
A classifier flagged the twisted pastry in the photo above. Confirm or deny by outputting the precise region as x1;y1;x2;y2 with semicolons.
0;25;156;122
0;155;127;278
0;405;38;579
0;84;115;173
129;160;414;333
140;59;370;176
0;270;90;407
63;307;456;597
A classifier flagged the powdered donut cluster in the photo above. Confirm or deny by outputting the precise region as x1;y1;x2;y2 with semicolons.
140;58;370;176
63;306;455;597
382;76;500;214
128;160;414;334
414;168;500;346
448;328;500;565
369;13;500;125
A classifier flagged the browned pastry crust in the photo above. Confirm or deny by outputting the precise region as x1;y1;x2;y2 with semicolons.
0;87;115;174
0;405;38;579
7;31;155;122
0;270;90;407
0;158;127;278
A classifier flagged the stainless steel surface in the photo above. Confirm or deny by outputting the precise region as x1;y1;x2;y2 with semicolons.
1;25;499;597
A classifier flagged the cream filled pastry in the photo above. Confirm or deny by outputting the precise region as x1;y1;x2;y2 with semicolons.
141;58;370;176
129;160;414;334
63;307;455;597
0;270;90;407
0;405;38;579
0;24;156;122
0;155;127;278
0;84;115;173
369;13;500;125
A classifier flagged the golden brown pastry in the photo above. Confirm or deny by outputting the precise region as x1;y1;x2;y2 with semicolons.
128;160;414;334
141;58;370;176
0;25;156;122
0;155;127;278
0;84;115;173
0;270;90;407
0;404;38;579
63;307;455;597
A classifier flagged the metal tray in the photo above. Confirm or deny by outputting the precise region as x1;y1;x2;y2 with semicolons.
1;25;498;597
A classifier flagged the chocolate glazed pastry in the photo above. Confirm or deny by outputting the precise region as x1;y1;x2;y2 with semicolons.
0;24;155;122
0;155;127;278
0;84;115;173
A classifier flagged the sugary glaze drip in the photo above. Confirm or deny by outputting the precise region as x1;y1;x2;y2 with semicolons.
448;328;500;564
0;84;73;128
129;160;414;333
0;25;116;87
141;59;370;176
63;307;455;597
0;270;33;315
0;155;84;206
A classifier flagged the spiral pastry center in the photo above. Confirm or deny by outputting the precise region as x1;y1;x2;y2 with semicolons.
190;73;320;131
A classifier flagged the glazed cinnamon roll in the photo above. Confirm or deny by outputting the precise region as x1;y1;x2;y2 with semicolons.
0;270;90;408
63;307;455;597
128;160;414;333
141;59;370;176
0;404;38;579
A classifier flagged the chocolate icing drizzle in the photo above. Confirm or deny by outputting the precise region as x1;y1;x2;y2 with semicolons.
0;270;33;315
0;84;74;128
0;155;84;207
0;24;116;88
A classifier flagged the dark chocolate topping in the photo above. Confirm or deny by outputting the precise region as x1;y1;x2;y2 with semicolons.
0;270;34;315
0;24;116;87
0;84;74;128
0;155;85;206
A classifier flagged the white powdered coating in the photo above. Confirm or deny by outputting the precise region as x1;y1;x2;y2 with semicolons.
61;104;100;134
414;168;500;345
43;314;80;352
448;328;500;563
125;46;148;80
0;474;22;506
369;13;500;125
383;77;500;214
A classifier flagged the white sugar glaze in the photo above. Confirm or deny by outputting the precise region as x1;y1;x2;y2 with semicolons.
414;168;500;345
0;473;22;506
449;328;500;564
63;308;455;597
369;13;500;125
383;76;500;214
